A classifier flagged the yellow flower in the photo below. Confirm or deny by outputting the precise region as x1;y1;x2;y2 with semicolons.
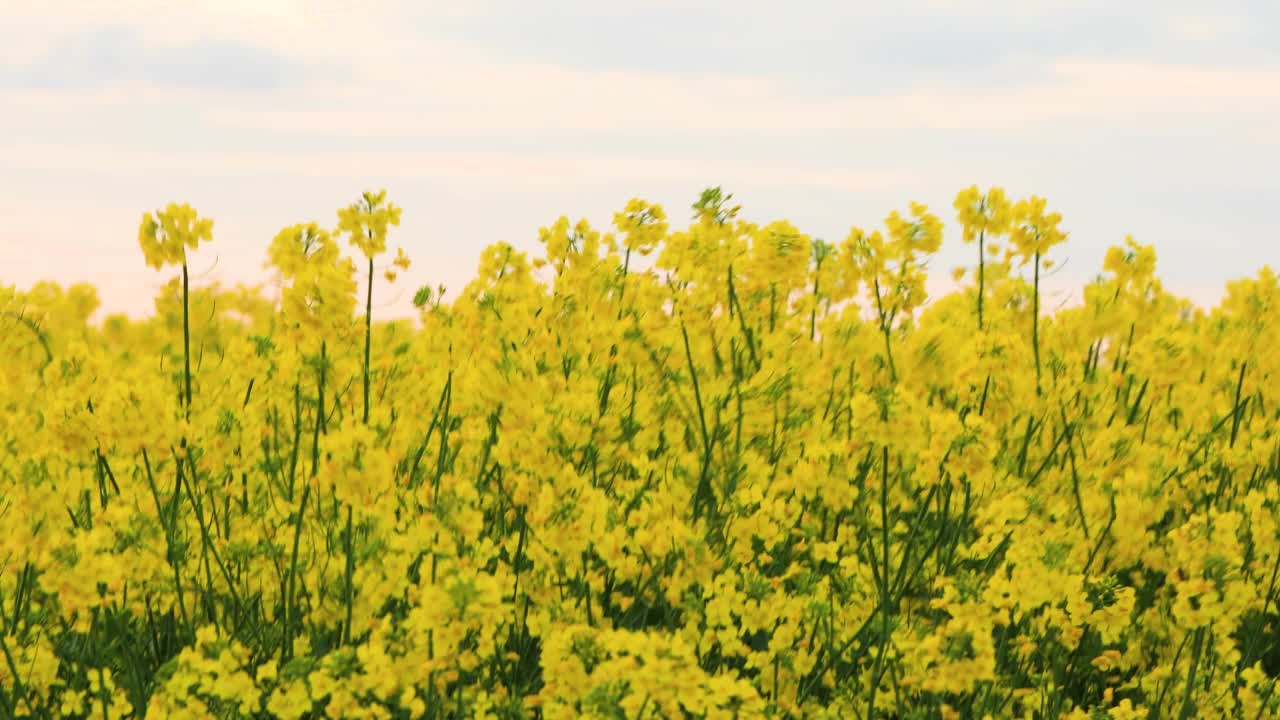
1009;195;1066;261
885;201;944;255
337;189;402;259
1104;235;1158;291
268;222;338;278
138;202;213;269
392;246;411;271
953;185;1012;242
267;681;313;720
257;660;279;683
613;198;668;256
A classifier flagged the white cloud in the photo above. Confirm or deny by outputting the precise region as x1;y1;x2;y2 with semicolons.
1166;14;1228;42
0;0;494;68
193;57;1280;137
1;142;912;193
9;2;1278;136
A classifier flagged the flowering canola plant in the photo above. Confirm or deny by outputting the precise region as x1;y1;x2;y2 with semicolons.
1;186;1278;719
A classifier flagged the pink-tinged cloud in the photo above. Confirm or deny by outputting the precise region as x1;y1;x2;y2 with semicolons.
2;143;913;193
193;59;1280;136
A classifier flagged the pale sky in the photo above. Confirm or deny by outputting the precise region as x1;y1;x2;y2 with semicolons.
2;0;1278;319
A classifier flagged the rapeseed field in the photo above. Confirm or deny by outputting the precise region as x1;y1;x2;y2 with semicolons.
1;187;1276;718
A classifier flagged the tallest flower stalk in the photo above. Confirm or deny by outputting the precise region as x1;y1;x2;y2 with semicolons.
138;202;214;420
954;185;1012;330
1009;195;1067;396
337;189;402;425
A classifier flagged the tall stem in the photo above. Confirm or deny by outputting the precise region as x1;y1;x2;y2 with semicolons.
769;284;777;333
1033;250;1042;396
182;261;193;420
311;341;326;478
363;255;374;425
810;256;823;341
872;274;896;382
977;230;985;330
281;483;311;663
616;246;631;321
1178;627;1207;719
342;504;355;645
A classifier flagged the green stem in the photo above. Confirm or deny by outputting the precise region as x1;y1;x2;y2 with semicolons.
872;274;896;381
363;255;374;424
142;448;192;636
1033;250;1042;396
282;483;311;662
977;230;985;329
1178;627;1207;719
0;633;27;716
867;447;893;718
312;341;326;478
616;246;631;321
342;505;355;645
1230;361;1247;448
182;261;192;420
769;284;777;333
681;321;714;521
810;257;823;341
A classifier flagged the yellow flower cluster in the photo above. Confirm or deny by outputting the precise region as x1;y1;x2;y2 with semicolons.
137;202;213;270
953;185;1013;243
1;185;1278;719
1008;195;1067;264
268;222;359;344
337;190;402;260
